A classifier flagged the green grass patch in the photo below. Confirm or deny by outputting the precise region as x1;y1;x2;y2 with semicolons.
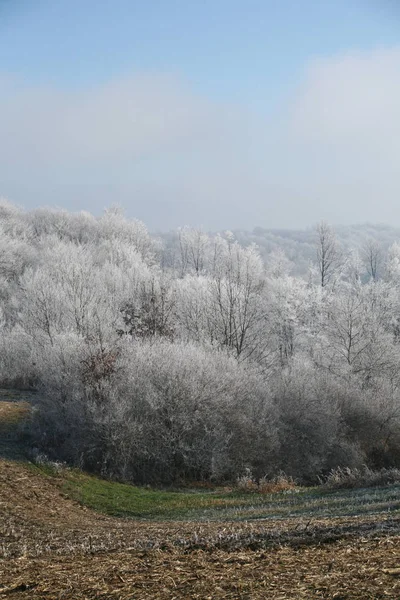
57;469;400;522
61;470;260;519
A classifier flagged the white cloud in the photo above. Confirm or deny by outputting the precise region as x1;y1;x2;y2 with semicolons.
279;46;400;224
1;47;400;229
289;47;400;160
0;74;231;180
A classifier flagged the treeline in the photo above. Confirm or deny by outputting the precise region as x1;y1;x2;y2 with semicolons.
179;222;400;276
1;200;400;484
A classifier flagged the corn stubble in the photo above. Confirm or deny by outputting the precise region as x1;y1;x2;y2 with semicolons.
1;459;400;599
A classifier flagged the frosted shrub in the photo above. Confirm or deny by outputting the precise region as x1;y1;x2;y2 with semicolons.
0;327;36;388
272;357;362;483
30;338;278;484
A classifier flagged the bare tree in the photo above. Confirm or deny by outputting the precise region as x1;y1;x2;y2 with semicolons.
315;221;342;287
209;236;266;360
178;227;210;277
362;237;382;281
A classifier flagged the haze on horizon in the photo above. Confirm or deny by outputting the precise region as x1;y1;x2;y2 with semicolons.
1;0;399;231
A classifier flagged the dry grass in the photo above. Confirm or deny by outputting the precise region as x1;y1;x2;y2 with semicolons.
236;472;297;494
322;466;400;490
0;401;29;426
1;538;400;599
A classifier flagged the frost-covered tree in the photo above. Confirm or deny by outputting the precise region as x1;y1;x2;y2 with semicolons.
315;221;342;287
362;237;383;281
1;200;400;483
264;274;310;366
208;235;266;359
98;205;158;263
178;227;211;276
31;339;278;482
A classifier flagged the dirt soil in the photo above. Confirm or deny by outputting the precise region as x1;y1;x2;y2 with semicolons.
1;400;400;598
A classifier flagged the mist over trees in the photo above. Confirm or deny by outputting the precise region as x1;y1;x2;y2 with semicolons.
1;199;400;484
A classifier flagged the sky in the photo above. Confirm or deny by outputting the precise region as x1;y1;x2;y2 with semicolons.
0;0;399;230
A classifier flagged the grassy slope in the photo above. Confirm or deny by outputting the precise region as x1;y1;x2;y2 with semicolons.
60;467;400;522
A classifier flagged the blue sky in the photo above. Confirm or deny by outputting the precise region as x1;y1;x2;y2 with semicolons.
2;1;397;102
1;0;399;229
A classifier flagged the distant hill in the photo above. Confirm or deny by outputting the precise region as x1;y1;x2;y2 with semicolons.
159;223;400;275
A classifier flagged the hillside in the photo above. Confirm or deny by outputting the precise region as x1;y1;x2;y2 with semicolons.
1;393;400;599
